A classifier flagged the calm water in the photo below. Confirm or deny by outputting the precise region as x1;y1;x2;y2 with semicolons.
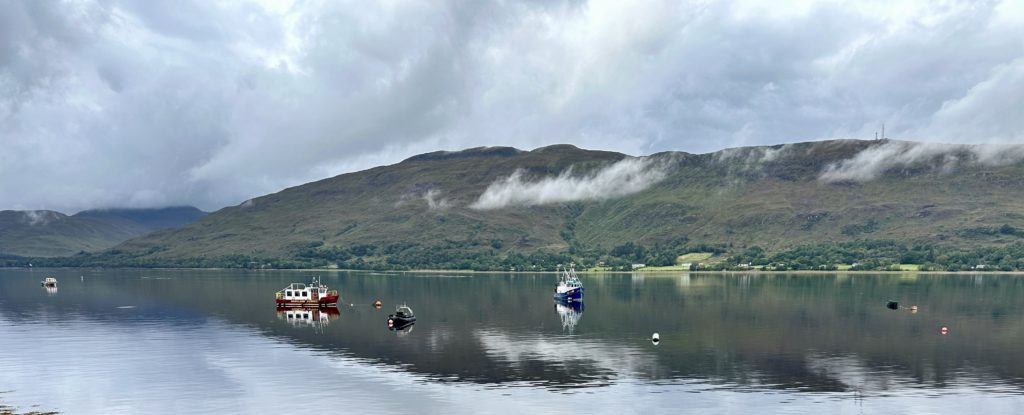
2;269;1024;414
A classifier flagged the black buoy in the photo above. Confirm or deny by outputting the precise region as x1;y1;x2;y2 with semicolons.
886;301;899;310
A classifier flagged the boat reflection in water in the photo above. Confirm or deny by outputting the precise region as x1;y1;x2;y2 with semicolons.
554;299;584;334
44;285;58;296
276;307;339;333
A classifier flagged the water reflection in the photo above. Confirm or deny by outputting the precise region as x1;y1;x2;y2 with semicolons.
44;285;58;296
276;307;339;333
3;269;1024;414
554;300;583;334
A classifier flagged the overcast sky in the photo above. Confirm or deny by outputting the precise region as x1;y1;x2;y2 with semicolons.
2;0;1022;213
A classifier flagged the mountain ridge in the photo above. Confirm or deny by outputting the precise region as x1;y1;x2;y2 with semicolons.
40;139;1015;268
12;139;1024;270
0;206;207;257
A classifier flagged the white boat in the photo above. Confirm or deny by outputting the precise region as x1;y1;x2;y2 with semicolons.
40;277;57;287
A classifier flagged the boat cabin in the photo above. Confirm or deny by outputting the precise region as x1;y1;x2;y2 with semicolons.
394;305;414;318
279;283;330;301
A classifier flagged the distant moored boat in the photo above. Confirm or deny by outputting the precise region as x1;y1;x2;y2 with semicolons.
554;265;584;301
41;277;57;287
387;304;416;329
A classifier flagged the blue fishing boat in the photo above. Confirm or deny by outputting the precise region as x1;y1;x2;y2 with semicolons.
554;265;584;301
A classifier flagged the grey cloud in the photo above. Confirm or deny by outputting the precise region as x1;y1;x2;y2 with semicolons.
1;1;1022;213
469;158;668;210
716;144;795;166
819;140;1024;182
920;57;1024;142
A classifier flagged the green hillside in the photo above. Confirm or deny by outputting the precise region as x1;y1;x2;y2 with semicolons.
29;140;1024;270
0;206;207;257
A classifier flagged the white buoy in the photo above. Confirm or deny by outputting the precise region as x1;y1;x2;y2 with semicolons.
651;332;660;345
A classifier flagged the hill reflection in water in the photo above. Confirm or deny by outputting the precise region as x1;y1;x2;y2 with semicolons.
1;269;1023;414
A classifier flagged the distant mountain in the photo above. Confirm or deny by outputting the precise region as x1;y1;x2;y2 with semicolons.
74;206;208;231
81;139;1024;270
0;206;206;257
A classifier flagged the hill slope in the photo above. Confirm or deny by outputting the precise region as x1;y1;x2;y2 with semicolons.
0;206;207;257
82;139;1024;270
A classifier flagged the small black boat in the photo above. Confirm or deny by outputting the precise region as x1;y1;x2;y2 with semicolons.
387;304;416;328
389;320;415;334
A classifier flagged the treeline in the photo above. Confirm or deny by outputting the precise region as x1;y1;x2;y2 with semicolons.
724;240;1024;272
7;239;1024;272
12;251;315;269
5;240;718;271
293;240;577;271
289;240;719;271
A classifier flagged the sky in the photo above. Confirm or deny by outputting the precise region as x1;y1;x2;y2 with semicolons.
1;0;1022;213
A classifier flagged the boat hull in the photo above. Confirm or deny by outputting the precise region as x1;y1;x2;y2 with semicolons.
275;294;340;307
389;320;415;331
387;316;416;327
554;286;584;301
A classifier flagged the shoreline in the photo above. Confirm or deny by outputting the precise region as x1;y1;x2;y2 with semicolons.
5;266;1024;276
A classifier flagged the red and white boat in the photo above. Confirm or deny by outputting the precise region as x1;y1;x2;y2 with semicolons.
275;276;340;307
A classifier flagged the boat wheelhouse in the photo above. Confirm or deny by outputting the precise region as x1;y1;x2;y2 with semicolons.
554;265;584;301
275;276;339;307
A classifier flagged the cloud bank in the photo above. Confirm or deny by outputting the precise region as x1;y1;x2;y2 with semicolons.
2;1;1023;212
470;158;667;210
819;141;1024;182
